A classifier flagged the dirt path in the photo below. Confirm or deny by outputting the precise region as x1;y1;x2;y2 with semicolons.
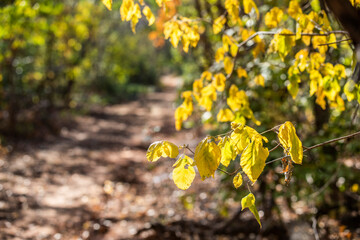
0;75;221;239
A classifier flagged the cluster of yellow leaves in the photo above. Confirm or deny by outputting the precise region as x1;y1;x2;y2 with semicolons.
147;121;304;227
344;80;360;103
227;85;260;125
264;7;283;28
269;29;296;61
164;18;200;52
146;140;179;162
288;45;347;110
350;0;360;7
102;0;155;33
175;91;193;131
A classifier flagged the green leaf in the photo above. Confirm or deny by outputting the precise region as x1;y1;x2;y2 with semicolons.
241;193;261;227
194;137;221;180
278;121;303;164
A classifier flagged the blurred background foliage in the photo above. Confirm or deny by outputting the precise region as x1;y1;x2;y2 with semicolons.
0;0;190;137
0;0;359;237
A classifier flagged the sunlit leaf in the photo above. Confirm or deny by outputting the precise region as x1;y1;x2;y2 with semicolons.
265;7;283;28
217;108;235;122
241;193;261;227
172;155;196;190
237;67;248;78
147;141;179;162
224;56;234;75
344;80;357;102
142;6;155;26
278;121;303;164
233;172;243;188
213;15;227;34
288;0;302;19
101;0;112;10
219;136;237;167
213;73;227;92
254;74;265;87
243;0;259;19
240;137;269;183
194;137;221;180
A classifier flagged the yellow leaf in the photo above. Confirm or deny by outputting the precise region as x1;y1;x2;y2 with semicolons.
101;0;112;10
213;15;227;34
240;138;269;183
278;121;303;164
217;108;235;122
243;0;259;19
120;0;134;21
287;74;300;99
344;80;357;102
201;71;212;81
309;70;322;96
328;33;337;49
270;29;296;61
194;137;221;180
224;56;234;75
295;49;309;72
225;0;240;23
288;0;303;19
164;21;182;48
254;74;265;87
265;7;283;28
172;155;196;190
237;67;248;78
147;141;179;162
230;43;238;57
233;173;243;188
215;47;225;63
241;193;261;227
219;136;237;167
142;6;155;26
334;64;346;79
213;73;227;92
312;35;328;54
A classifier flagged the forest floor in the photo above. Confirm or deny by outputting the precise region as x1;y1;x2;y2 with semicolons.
0;75;227;240
0;76;358;240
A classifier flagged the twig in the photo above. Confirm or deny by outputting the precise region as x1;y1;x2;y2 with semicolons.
309;167;340;198
303;130;360;152
185;145;195;154
237;30;348;49
318;38;352;46
312;216;320;240
351;103;359;126
269;142;281;153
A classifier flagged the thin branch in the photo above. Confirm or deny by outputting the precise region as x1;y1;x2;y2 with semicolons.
312;217;320;240
303;130;360;152
217;168;232;175
269;142;281;153
351;103;359;126
185;145;195;154
237;30;349;49
265;130;360;165
318;38;352;46
309;167;340;198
